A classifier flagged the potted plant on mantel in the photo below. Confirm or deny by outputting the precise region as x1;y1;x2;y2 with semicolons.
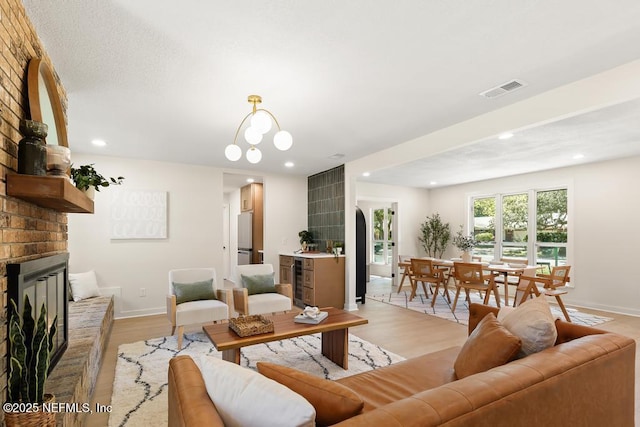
5;295;58;427
70;163;124;199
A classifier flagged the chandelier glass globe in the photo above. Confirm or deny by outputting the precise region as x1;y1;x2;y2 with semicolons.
244;126;263;145
250;110;272;134
246;146;262;164
224;144;242;161
273;130;293;151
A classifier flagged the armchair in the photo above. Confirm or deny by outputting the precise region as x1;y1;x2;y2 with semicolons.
167;268;231;349
234;264;292;316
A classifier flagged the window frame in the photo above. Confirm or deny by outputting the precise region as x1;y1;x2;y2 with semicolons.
468;186;570;270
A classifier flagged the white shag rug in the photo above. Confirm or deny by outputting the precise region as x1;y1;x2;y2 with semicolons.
109;332;404;427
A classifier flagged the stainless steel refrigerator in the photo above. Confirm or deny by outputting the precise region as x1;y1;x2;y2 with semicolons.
237;212;252;265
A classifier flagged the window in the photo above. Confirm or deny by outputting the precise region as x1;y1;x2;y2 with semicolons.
472;197;495;260
372;207;393;265
501;193;528;260
470;188;568;266
535;189;568;272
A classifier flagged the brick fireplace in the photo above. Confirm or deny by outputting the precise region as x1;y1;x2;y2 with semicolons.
0;0;70;419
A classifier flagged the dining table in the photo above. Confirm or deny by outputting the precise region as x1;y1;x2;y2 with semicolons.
399;258;540;306
485;263;538;305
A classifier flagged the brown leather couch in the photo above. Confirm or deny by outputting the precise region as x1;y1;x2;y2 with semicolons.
168;304;636;426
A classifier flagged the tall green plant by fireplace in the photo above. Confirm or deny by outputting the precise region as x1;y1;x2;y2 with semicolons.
418;213;451;258
7;295;57;403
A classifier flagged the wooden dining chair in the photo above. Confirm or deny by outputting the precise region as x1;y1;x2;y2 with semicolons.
397;254;414;294
515;265;572;321
452;262;500;313
493;258;537;306
409;258;448;306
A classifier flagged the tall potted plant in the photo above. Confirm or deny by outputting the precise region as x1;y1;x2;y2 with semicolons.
418;213;451;258
5;295;57;427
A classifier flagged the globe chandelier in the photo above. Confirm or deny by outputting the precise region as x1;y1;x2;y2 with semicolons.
225;95;293;164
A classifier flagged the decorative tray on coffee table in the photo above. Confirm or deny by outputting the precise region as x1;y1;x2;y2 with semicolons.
229;315;274;337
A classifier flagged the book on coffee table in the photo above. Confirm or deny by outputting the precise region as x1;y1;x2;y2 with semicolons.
294;311;328;324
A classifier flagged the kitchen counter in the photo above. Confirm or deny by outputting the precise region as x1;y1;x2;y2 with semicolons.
280;251;345;258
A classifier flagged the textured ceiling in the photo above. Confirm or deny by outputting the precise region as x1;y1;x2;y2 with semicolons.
22;0;640;188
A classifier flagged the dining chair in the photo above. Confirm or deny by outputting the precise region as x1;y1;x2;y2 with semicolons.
409;258;448;306
167;268;232;350
397;254;414;294
514;265;572;321
493;258;537;305
452;262;500;313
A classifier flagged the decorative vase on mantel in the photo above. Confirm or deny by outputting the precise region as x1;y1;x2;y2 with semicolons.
461;251;472;263
17;119;48;176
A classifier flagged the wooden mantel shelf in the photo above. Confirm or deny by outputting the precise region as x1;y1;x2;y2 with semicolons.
6;174;94;213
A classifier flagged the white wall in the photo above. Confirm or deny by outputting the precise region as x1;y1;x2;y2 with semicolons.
226;175;308;284
68;154;307;318
429;155;640;316
262;174;308;269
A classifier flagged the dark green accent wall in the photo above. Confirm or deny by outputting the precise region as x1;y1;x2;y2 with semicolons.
308;165;345;252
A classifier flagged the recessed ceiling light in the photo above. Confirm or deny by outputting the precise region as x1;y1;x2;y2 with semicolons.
246;178;255;183
329;153;345;159
573;154;585;160
430;181;437;185
284;161;294;168
91;139;107;147
362;172;370;177
498;132;514;140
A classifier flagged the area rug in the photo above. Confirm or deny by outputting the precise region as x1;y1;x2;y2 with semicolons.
367;289;612;327
109;332;404;427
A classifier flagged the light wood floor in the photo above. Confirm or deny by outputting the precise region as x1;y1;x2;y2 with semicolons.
83;286;640;426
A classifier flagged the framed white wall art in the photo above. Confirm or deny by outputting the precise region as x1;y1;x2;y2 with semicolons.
110;189;168;239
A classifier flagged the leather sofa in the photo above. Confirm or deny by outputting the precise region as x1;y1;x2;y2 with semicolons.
168;304;635;426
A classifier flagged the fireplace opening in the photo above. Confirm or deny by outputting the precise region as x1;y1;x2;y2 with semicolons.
7;253;69;374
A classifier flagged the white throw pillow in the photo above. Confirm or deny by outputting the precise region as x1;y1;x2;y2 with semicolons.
197;355;315;427
498;296;557;357
68;270;101;302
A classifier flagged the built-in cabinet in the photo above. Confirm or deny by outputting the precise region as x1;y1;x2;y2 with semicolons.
279;254;345;309
241;183;263;264
240;183;257;212
279;255;294;284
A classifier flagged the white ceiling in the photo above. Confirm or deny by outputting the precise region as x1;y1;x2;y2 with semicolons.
23;1;640;189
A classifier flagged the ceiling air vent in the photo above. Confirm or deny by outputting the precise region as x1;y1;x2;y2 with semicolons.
479;79;528;99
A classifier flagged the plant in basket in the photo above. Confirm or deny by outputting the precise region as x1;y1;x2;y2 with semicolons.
5;295;58;427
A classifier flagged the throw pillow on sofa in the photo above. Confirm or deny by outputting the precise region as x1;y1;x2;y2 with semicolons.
257;361;364;426
197;355;315;427
68;270;101;302
454;312;521;379
498;295;558;357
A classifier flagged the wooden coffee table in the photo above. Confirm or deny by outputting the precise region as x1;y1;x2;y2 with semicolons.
203;307;368;369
